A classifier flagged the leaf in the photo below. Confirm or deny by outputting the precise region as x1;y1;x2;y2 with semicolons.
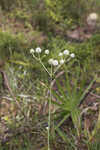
55;78;67;101
51;89;64;103
9;60;30;66
51;100;63;107
55;114;70;129
56;128;76;149
79;75;97;106
71;108;81;137
90;107;100;141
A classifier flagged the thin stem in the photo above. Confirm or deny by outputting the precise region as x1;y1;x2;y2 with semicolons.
32;53;52;149
54;63;62;74
32;53;51;77
40;59;52;77
48;65;53;150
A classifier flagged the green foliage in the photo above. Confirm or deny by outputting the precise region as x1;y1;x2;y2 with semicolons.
13;8;31;21
0;0;30;11
29;0;51;32
45;0;99;28
0;32;18;60
52;66;96;137
47;37;94;65
90;34;100;60
0;31;27;61
45;0;63;22
0;0;16;10
0;1;100;149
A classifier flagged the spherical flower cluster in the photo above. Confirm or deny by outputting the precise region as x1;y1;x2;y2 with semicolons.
30;48;35;54
48;59;54;65
70;53;75;58
46;126;49;130
60;59;64;64
87;13;98;21
59;52;63;56
45;49;49;55
52;60;58;66
35;47;42;53
48;59;58;66
63;49;69;55
87;13;98;27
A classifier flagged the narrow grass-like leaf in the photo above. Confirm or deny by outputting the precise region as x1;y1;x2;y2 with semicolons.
79;75;97;106
65;72;72;97
56;128;77;149
71;108;81;137
51;100;63;107
90;107;100;141
55;114;70;129
51;89;64;103
55;79;67;102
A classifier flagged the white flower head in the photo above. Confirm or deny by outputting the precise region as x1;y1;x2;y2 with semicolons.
52;60;59;66
70;53;75;58
63;49;69;55
45;49;49;55
35;47;42;53
46;126;49;130
60;59;64;64
48;58;54;65
59;52;63;56
24;70;27;75
87;13;98;26
87;13;98;21
30;48;35;54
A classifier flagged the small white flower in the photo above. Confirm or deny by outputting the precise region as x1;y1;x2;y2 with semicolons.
60;59;64;64
48;58;54;65
70;53;75;58
45;49;49;55
87;13;98;27
52;60;59;66
87;13;98;21
63;49;69;55
59;52;63;56
35;47;42;53
46;126;49;130
24;71;27;75
30;48;35;54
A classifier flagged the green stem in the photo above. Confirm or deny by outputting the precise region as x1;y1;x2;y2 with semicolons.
32;53;53;150
48;66;53;150
32;53;51;77
40;59;52;77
